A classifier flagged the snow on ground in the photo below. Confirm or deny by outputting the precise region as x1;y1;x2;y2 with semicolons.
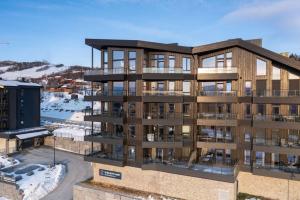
0;155;20;170
16;164;65;200
0;65;69;80
41;92;100;121
54;126;86;141
0;197;10;200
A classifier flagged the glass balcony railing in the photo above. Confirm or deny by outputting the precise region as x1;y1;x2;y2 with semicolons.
254;115;300;123
254;90;300;97
253;138;300;148
85;129;124;138
197;135;234;143
143;90;183;96
197;113;237;120
85;150;124;162
85;68;125;75
143;134;183;142
198;67;237;74
143;67;190;74
84;109;124;118
254;163;300;174
85;89;127;96
143;112;183;119
198;90;237;96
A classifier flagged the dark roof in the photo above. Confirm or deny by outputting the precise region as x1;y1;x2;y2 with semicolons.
192;38;300;71
85;39;192;54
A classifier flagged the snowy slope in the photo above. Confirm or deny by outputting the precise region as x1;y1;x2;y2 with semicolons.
0;65;69;80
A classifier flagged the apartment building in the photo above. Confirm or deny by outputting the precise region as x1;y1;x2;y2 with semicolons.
79;38;300;200
0;80;48;154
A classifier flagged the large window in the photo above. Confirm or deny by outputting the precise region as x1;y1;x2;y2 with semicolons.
129;81;136;96
113;82;124;95
169;55;175;72
226;52;232;68
182;57;191;73
103;50;108;70
256;58;267;76
272;66;280;80
113;50;124;70
128;51;136;73
128;146;136;161
183;81;191;95
152;54;164;68
202;56;216;68
217;54;224;68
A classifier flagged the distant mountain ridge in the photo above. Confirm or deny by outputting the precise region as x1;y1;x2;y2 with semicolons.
0;60;89;80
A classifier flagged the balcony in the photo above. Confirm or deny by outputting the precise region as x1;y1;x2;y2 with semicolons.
253;138;300;156
197;113;238;126
142;90;184;102
84;68;125;81
142;112;183;126
142;134;187;148
142;67;192;80
84;130;124;144
84;89;127;102
253;164;300;180
84;151;124;167
197;91;238;103
197;135;237;150
253;115;300;130
197;67;238;80
142;158;238;183
84;109;125;124
253;90;300;104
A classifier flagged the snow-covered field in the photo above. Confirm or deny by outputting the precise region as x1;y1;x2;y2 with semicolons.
0;65;69;80
16;164;65;200
0;197;10;200
41;92;100;122
0;155;20;170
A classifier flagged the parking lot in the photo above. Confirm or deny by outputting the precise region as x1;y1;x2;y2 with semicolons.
12;147;92;200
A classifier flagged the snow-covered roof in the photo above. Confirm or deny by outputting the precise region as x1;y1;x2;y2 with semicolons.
0;80;41;87
16;130;49;140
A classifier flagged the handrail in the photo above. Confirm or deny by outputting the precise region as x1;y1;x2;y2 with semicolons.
143;90;183;96
198;67;237;74
85;68;125;75
143;67;184;74
143;112;183;119
254;89;300;97
85;89;127;96
198;90;237;96
197;113;237;120
84;109;124;117
253;114;300;123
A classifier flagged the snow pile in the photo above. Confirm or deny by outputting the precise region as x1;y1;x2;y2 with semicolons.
17;164;65;200
0;155;20;170
41;92;100;121
54;126;86;141
0;65;69;80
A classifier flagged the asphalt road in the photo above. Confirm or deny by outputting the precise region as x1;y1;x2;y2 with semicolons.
13;147;92;200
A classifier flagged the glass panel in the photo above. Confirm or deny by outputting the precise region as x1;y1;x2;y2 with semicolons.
272;66;280;80
183;81;191;95
169;55;175;71
256;59;267;76
202;57;216;68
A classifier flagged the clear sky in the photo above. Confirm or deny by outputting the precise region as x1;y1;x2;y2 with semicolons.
0;0;299;66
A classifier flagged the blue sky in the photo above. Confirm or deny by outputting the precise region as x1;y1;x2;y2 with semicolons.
0;0;300;66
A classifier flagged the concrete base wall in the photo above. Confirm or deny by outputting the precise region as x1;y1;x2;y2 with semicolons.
44;136;93;155
0;181;23;200
91;163;237;200
237;172;300;200
0;138;17;154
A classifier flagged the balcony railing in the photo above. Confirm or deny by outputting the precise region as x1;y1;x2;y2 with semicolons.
143;90;183;96
198;67;237;74
85;150;124;161
143;67;189;74
85;68;125;75
143;112;182;119
198;91;237;96
85;89;127;96
254;90;300;97
143;134;183;142
85;129;124;138
197;113;237;120
84;109;124;118
253;138;300;148
197;135;234;143
254;164;300;174
254;115;300;123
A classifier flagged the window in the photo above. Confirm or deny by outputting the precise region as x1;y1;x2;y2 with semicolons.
272;66;280;80
183;104;190;117
256;58;267;76
128;146;136;161
103;102;108;112
169;55;175;72
244;150;251;165
183;81;191;95
182;57;191;73
202;56;216;68
290;105;298;115
112;50;124;70
103;50;108;70
129;81;136;96
128;125;136;138
217;54;224;68
128;103;136;117
245;81;252;96
244;132;251;142
129;51;136;73
255;151;265;166
182;126;191;138
152;54;164;68
202;82;215;92
113;82;124;95
245;104;251;118
168;81;175;92
168;104;175;113
257;104;266;115
226;52;232;68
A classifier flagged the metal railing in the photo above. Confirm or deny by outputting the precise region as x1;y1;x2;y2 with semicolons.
84;109;124;118
86;150;124;161
143;112;182;119
85;130;124;138
253;114;300;123
254;164;300;174
197;113;237;120
198;90;237;96
85;68;125;75
254;89;300;97
143;67;186;74
198;67;237;74
253;138;300;148
197;135;234;143
143;134;183;142
85;89;127;96
143;90;183;96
